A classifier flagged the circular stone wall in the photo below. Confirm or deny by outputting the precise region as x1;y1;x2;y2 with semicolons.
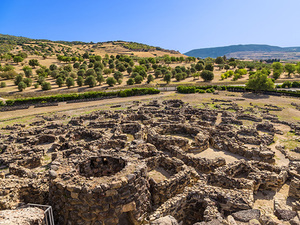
49;153;151;225
79;156;126;177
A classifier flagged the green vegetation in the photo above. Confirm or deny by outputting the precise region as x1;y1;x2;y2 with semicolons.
4;88;160;106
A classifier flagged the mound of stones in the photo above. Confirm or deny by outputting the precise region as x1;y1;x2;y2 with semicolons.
0;99;299;224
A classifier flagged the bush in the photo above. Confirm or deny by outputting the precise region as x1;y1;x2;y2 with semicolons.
197;89;206;93
14;74;23;85
34;83;39;89
66;77;75;88
206;88;215;93
18;81;27;92
106;77;117;87
0;82;6;88
77;76;84;87
127;78;135;85
42;82;51;90
134;75;143;84
282;81;292;88
292;81;300;88
147;74;154;84
177;86;196;93
23;78;32;87
85;76;97;88
2;88;161;106
0;70;18;79
200;70;214;81
113;71;124;81
56;77;65;87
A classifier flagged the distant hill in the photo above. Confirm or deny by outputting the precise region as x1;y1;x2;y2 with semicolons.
185;44;300;60
0;34;182;57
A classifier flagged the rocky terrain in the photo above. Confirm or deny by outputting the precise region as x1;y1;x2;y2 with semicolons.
0;98;300;224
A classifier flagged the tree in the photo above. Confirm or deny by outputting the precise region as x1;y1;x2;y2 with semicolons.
272;62;283;74
42;82;51;90
66;77;74;88
200;70;214;81
117;64;126;72
56;77;65;87
163;73;171;84
14;74;23;85
205;63;214;71
127;78;135;85
175;73;183;81
86;68;96;76
96;74;105;85
195;63;204;71
282;81;292;88
18;81;27;92
23;78;32;87
22;66;32;78
113;71;123;80
297;62;300;75
85;75;97;87
49;64;58;71
134;75;143;84
246;71;274;91
147;74;154;84
73;62;80;69
13;56;24;64
28;59;39;68
285;63;296;77
106;77;117;87
0;82;6;88
127;67;133;75
154;70;162;78
77;76;84;87
215;57;224;64
273;71;281;80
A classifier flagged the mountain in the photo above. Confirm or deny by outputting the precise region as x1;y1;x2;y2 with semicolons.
185;44;300;60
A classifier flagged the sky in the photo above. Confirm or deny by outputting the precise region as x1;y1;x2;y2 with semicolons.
1;0;300;53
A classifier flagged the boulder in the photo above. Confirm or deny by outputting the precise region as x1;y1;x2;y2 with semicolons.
232;209;260;222
274;209;297;221
150;216;178;225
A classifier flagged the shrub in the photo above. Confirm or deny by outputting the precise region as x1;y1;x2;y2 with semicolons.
147;74;154;84
0;82;6;88
177;86;196;93
77;76;84;87
134;75;143;84
292;81;300;88
42;82;51;90
106;77;117;87
282;81;292;88
127;78;135;85
200;70;214;81
0;70;18;79
66;77;75;88
56;77;65;87
23;78;32;87
18;81;27;92
14;74;23;85
85;76;97;88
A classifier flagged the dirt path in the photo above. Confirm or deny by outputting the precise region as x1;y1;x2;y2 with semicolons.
0;92;170;121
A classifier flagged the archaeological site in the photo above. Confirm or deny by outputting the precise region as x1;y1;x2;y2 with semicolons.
0;97;300;225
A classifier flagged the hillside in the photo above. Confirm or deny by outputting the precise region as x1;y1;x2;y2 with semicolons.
0;34;183;58
185;44;300;60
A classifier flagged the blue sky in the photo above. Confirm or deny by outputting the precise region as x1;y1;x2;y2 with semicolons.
0;0;300;53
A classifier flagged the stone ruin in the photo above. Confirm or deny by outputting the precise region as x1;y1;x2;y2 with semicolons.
0;99;300;224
